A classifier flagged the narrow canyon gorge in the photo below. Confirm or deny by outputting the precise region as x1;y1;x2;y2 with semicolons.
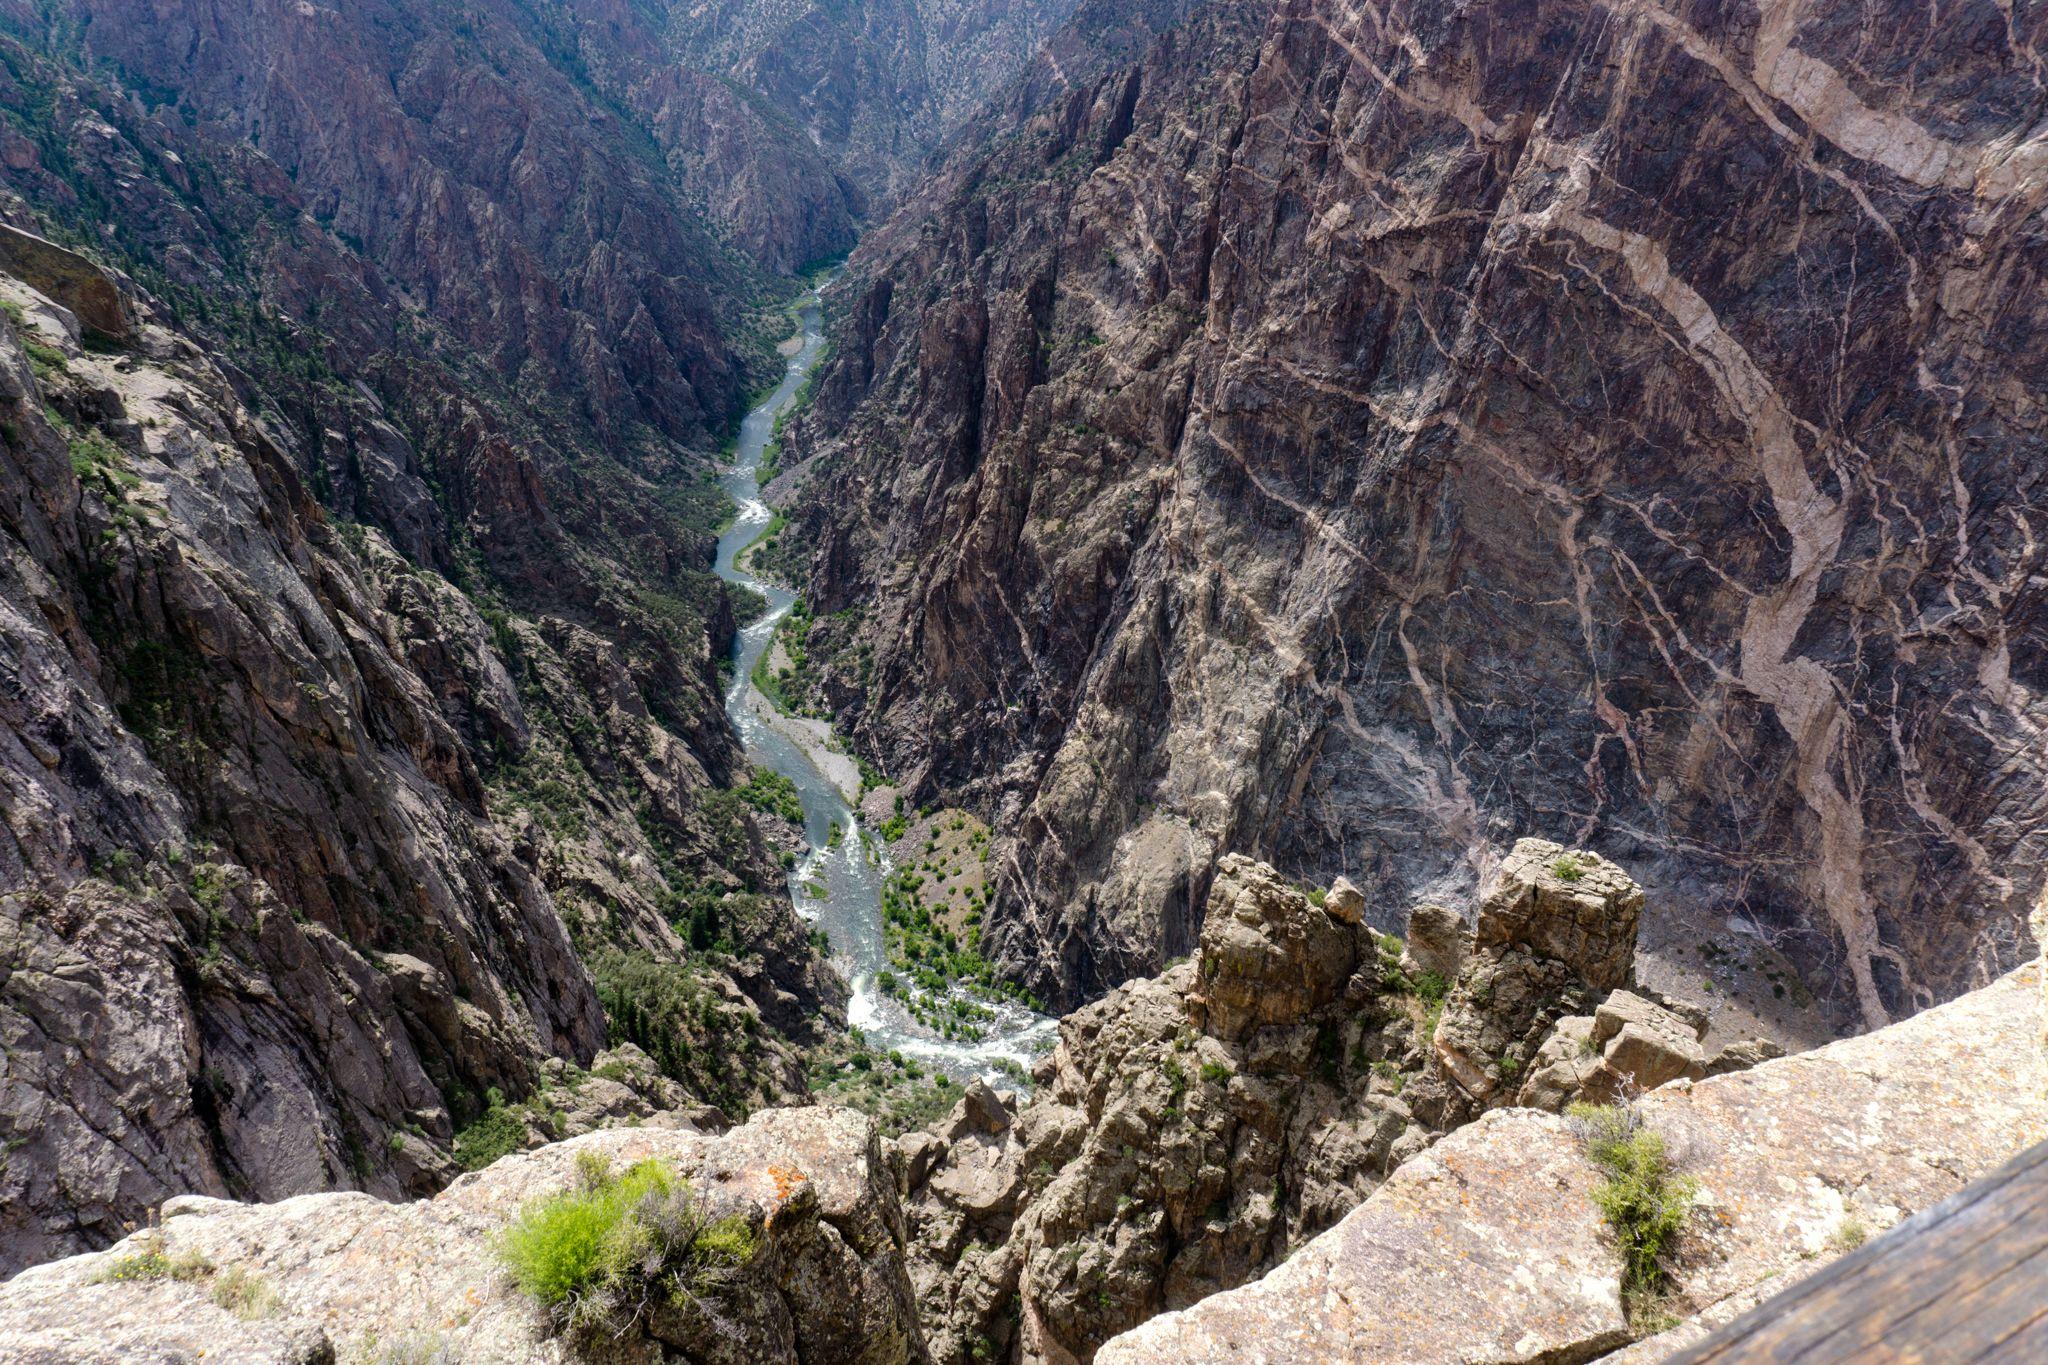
0;0;2043;1361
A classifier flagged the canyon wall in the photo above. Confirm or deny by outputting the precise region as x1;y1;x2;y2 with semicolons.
778;0;2048;1025
0;256;844;1273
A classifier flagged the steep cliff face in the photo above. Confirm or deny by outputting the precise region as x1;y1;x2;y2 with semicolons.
0;0;1096;1280
663;0;1087;199
47;0;760;447
0;248;836;1273
778;0;2048;1024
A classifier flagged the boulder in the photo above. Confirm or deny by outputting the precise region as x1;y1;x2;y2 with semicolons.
1602;1022;1706;1095
1474;838;1643;995
1591;990;1708;1082
1324;876;1366;924
1518;990;1778;1110
938;1080;1014;1140
0;224;133;338
1516;1014;1600;1111
1187;855;1365;1040
1402;902;1467;981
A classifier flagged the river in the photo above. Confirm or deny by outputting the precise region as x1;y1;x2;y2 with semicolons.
713;282;1055;1083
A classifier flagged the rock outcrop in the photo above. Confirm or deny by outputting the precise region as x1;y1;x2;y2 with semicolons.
1414;840;1774;1124
892;848;1746;1363
0;224;130;339
0;1108;927;1364
777;0;2048;1029
894;856;1429;1364
1099;959;2048;1362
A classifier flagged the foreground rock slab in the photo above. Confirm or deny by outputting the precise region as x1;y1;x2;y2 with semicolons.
1100;963;2046;1363
0;1108;925;1364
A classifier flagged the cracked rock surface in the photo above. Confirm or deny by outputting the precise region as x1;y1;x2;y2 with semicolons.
0;1108;927;1364
1099;960;2047;1363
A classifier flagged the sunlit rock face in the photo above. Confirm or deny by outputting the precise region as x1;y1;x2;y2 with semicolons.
0;1111;927;1364
781;0;2048;1026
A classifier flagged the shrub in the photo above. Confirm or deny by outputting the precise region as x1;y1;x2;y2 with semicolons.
1199;1060;1233;1084
736;767;803;824
1552;853;1585;882
690;1215;759;1269
497;1156;762;1336
1566;1103;1695;1321
452;1091;527;1172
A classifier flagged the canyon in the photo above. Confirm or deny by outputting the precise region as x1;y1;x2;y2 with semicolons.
772;0;2048;1038
1;0;2046;1360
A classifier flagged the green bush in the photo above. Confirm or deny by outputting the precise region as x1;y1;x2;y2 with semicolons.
24;338;66;377
497;1156;761;1335
736;766;803;824
1566;1103;1695;1318
690;1215;759;1269
1552;853;1585;882
500;1157;676;1307
452;1090;528;1172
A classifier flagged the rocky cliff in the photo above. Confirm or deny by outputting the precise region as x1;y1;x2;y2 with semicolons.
884;841;1777;1363
1099;954;2047;1362
662;0;1087;200
0;249;835;1274
0;1107;926;1363
775;0;2048;1028
0;0;1098;1280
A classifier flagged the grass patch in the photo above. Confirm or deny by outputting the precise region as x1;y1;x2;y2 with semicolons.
1377;934;1451;1036
210;1266;281;1320
497;1155;760;1336
95;1240;213;1284
24;337;66;377
1828;1217;1868;1254
1567;1102;1696;1326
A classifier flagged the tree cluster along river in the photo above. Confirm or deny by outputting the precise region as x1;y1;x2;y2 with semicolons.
712;281;1055;1082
